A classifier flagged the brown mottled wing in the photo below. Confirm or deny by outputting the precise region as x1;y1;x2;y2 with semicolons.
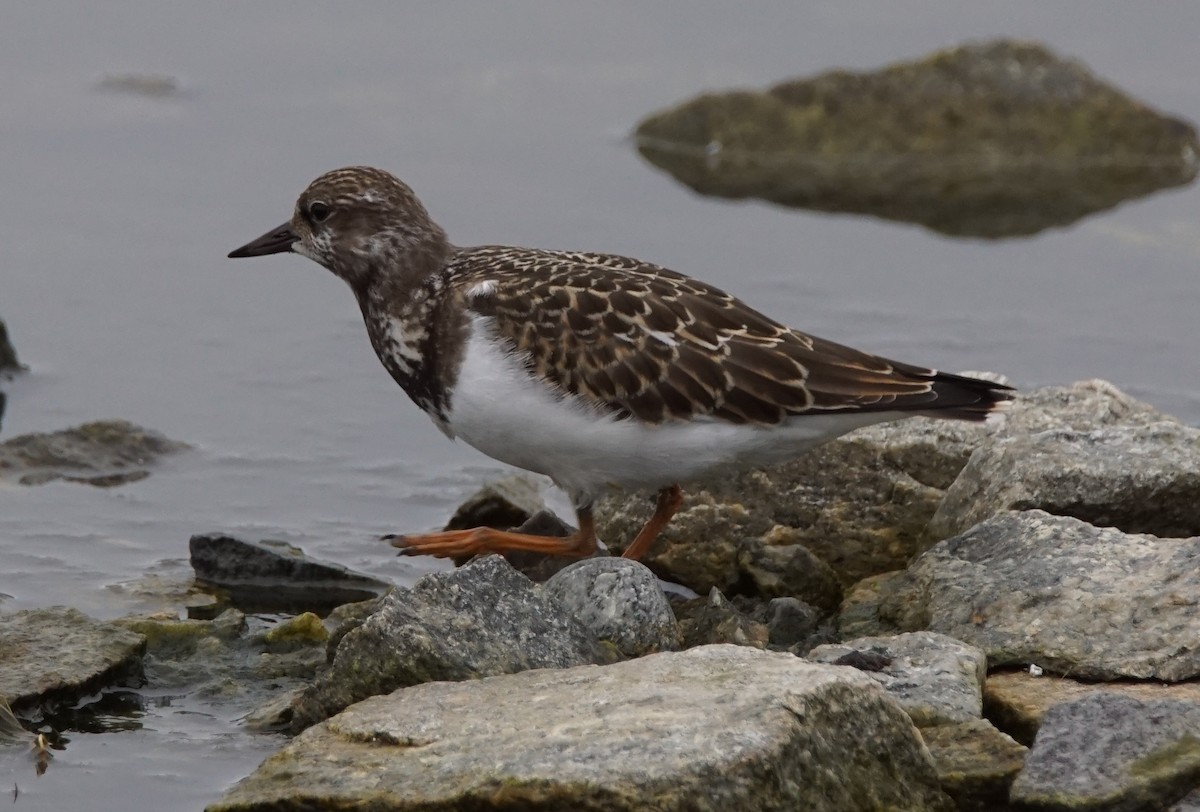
450;247;1011;425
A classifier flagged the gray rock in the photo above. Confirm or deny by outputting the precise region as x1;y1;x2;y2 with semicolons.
635;40;1198;238
1171;789;1200;812
544;557;679;657
921;719;1027;812
443;474;546;531
0;607;145;713
1009;692;1200;811
287;555;615;732
836;570;911;639
189;534;390;613
0;419;188;487
208;645;953;812
763;597;821;650
809;631;986;726
890;511;1200;680
678;588;769;649
853;378;1170;492
930;422;1200;541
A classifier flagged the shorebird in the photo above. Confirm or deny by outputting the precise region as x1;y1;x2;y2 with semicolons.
229;167;1012;560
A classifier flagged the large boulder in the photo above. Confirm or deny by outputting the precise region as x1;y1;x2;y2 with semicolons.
209;645;953;812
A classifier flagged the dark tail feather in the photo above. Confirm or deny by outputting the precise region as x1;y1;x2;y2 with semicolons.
918;371;1015;421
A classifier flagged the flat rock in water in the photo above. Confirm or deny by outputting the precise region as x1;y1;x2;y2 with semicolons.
189;534;390;612
808;631;986;726
209;645;953;812
543;557;680;657
885;511;1200;681
1009;692;1200;811
635;40;1198;237
930;421;1200;540
0;607;145;712
286;555;615;732
0;419;188;487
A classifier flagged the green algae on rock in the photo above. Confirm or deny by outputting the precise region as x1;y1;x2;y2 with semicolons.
0;419;189;487
635;40;1198;238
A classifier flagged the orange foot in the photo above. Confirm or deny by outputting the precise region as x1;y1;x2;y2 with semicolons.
384;507;599;559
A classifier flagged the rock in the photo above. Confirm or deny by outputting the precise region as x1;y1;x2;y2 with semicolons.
984;671;1200;747
678;588;769;649
286;555;615;732
0;607;145;713
853;378;1170;492
930;422;1200;541
599;380;1169;596
0;318;19;373
737;527;843;608
1171;789;1200;812
208;645;954;812
885;511;1200;680
0;419;188;487
95;73;181;98
500;509;602;582
543;558;679;657
635;40;1199;238
836;570;911;639
189;534;390;613
443;474;546;531
263;612;328;651
809;632;986;726
921;719;1027;812
762;596;822;650
1009;692;1200;811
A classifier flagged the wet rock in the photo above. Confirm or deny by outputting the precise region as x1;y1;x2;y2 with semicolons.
443;474;546;531
0;607;145;713
0;318;19;373
0;419;188;487
921;719;1027;812
984;671;1200;747
883;511;1200;680
189;534;390;613
1009;692;1200;811
930;421;1200;540
635;40;1199;238
543;558;679;657
809;632;986;726
677;588;768;649
263;612;328;652
286;555;615;733
208;645;953;812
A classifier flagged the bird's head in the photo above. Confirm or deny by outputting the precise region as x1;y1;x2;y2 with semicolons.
228;166;449;292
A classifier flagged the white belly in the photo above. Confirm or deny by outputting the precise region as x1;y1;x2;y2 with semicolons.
444;317;904;501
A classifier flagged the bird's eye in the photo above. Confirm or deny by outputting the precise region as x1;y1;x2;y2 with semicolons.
307;201;332;223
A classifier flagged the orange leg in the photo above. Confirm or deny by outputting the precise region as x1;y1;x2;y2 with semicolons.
387;504;598;559
622;484;682;561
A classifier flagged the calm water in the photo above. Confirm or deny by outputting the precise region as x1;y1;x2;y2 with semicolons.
2;3;1199;808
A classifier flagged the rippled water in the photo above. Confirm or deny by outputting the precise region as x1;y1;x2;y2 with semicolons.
2;2;1199;808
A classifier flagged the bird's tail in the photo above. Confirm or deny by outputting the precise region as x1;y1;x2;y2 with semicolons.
918;370;1015;422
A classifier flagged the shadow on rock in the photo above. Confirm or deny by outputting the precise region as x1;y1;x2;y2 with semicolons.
635;40;1198;238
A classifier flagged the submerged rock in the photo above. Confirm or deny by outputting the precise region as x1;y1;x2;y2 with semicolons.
209;645;953;812
635;40;1198;238
0;419;188;487
883;511;1200;681
286;555;615;733
0;607;145;714
189;534;390;613
1009;692;1200;811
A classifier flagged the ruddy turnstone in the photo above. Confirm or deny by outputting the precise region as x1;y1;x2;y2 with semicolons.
229;166;1013;560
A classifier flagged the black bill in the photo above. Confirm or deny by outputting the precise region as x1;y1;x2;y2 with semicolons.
228;222;298;258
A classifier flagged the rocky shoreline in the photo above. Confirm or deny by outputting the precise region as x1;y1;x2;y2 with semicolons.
4;378;1200;810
